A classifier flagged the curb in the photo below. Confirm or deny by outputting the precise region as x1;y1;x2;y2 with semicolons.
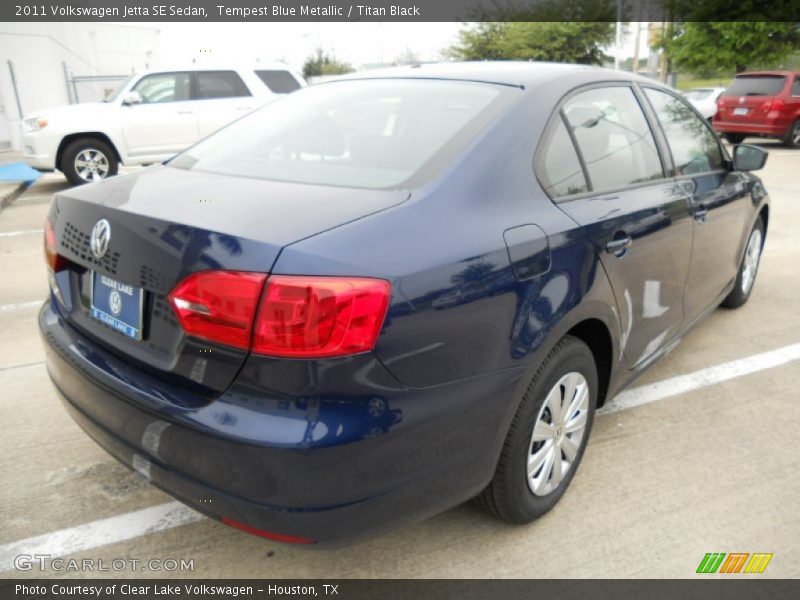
0;181;31;212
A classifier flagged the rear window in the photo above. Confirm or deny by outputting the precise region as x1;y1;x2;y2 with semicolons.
170;79;514;189
195;71;250;99
725;75;786;97
255;70;302;93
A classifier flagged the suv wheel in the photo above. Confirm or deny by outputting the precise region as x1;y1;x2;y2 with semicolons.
475;335;597;524
784;120;800;149
723;133;746;144
62;138;119;186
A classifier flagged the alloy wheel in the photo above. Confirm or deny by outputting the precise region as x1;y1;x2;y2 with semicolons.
741;228;762;295
527;371;589;496
74;148;110;183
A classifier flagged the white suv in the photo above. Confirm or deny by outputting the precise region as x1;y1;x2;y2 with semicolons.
21;65;305;185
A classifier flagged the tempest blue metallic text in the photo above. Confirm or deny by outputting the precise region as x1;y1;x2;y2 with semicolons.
40;63;770;544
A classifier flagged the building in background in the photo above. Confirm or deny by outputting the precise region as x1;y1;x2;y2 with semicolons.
0;23;160;151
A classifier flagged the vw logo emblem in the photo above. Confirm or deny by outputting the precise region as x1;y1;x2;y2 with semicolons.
90;219;111;259
109;290;122;316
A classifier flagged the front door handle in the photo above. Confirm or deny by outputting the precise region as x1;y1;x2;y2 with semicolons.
694;204;709;223
606;235;632;257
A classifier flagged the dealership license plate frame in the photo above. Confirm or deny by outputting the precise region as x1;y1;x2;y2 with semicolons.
89;271;144;340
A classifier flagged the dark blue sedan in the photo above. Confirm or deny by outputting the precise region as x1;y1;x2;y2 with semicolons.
40;63;770;544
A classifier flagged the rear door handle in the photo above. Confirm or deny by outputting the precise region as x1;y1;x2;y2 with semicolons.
605;235;632;257
694;204;709;223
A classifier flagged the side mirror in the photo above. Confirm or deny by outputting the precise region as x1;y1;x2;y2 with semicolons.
121;91;142;106
732;144;768;172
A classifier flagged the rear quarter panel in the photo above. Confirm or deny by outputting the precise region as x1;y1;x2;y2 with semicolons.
273;77;624;391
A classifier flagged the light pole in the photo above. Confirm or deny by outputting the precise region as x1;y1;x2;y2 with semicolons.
613;0;623;70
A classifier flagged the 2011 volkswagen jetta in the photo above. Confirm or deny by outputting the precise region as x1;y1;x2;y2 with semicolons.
40;63;770;544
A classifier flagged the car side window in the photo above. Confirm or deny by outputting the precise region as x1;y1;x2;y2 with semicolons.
255;70;302;94
562;86;663;193
194;71;251;100
133;72;191;104
644;87;724;176
539;118;589;198
792;77;800;97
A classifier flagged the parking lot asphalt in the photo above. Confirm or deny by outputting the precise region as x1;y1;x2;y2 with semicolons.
1;144;798;579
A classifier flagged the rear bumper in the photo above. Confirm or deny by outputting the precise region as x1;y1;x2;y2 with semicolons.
39;299;522;543
714;120;788;137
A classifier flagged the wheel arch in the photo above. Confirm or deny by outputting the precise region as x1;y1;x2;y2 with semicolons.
758;203;769;239
499;268;624;441
55;132;122;172
565;318;613;408
502;299;622;444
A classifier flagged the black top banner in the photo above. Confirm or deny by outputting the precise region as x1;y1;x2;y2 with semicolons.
4;0;800;22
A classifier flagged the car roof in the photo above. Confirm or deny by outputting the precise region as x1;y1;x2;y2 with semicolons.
139;64;297;74
332;61;654;90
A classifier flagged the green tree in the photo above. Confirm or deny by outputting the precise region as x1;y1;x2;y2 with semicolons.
302;48;354;79
661;22;800;75
445;21;615;65
444;22;510;61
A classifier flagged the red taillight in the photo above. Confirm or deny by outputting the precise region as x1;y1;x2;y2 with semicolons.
168;271;267;350
764;98;785;116
168;271;391;357
44;218;67;271
220;516;315;544
253;275;390;358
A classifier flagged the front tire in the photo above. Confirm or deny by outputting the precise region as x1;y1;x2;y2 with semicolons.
783;120;800;148
721;216;765;309
476;335;597;524
61;138;118;186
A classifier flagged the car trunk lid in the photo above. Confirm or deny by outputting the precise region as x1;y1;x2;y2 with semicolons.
48;165;408;398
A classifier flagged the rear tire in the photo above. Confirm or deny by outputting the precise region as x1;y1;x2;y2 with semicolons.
723;133;746;144
783;120;800;148
61;137;118;186
721;216;765;309
476;335;597;524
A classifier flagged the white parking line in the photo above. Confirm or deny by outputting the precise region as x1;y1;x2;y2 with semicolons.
0;300;43;312
0;229;43;238
0;342;798;569
600;342;800;415
0;502;203;572
0;361;44;373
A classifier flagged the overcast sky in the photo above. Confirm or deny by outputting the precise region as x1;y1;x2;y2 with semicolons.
149;22;647;72
152;22;463;70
